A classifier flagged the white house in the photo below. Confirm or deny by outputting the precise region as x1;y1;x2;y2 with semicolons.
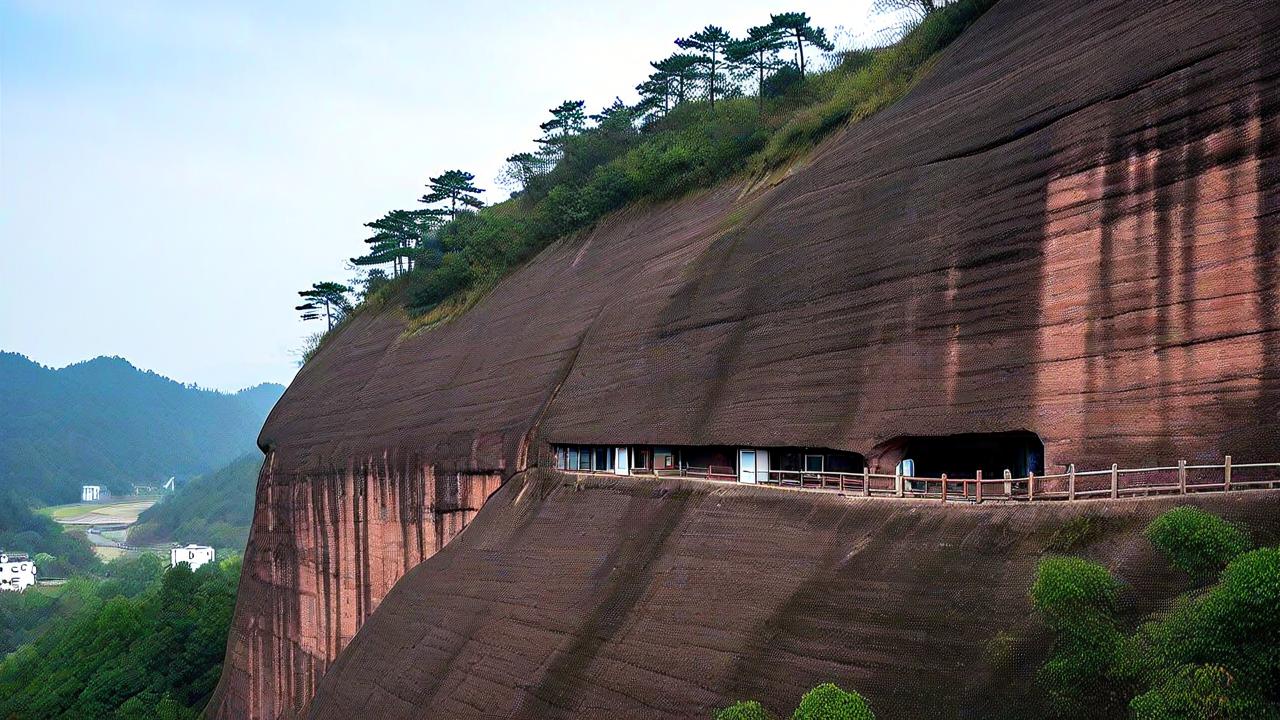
170;544;215;571
0;553;37;592
81;485;102;502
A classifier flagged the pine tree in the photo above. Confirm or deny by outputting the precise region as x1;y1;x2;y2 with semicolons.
296;282;353;330
768;12;835;76
872;0;950;21
675;25;733;110
727;25;789;113
419;170;485;219
535;100;587;156
497;152;546;193
650;54;701;106
352;209;444;276
635;74;673;120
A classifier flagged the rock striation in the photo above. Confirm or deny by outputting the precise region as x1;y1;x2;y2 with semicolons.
209;0;1279;716
304;473;1280;719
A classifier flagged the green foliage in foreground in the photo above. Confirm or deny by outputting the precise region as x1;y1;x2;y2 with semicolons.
716;683;874;720
0;554;240;720
1145;505;1252;579
0;491;100;578
0;555;165;656
128;454;262;551
792;683;875;720
1031;508;1280;718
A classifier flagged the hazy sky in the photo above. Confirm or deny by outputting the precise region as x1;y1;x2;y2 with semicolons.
1;0;889;391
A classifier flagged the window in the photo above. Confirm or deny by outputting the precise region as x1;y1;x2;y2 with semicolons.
805;454;824;472
578;448;591;471
595;447;611;471
568;447;580;470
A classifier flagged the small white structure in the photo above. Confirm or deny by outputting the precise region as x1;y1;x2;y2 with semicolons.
0;553;37;592
81;485;102;502
162;476;176;492
170;544;215;571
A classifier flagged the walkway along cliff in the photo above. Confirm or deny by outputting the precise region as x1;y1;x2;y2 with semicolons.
208;0;1279;716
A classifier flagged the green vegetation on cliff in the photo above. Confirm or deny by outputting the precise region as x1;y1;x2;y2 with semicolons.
716;682;876;719
300;0;994;354
1032;507;1280;719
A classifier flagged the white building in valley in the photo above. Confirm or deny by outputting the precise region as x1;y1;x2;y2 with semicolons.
170;544;215;571
0;553;37;592
81;485;102;502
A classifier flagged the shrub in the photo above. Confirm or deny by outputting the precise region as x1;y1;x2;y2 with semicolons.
1030;556;1118;623
1186;548;1280;696
1129;664;1277;720
716;699;773;720
791;683;874;720
1145;507;1251;578
410;252;473;311
1031;556;1127;716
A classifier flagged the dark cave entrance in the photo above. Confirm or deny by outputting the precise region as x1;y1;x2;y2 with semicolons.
887;431;1044;478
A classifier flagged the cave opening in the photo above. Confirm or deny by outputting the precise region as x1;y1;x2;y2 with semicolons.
888;431;1044;478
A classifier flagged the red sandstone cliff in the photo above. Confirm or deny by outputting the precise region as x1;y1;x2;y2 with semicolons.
303;473;1280;719
209;0;1279;716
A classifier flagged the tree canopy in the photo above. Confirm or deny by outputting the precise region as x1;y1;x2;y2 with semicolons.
768;12;835;76
727;25;790;112
419;169;485;217
676;25;734;110
296;281;353;330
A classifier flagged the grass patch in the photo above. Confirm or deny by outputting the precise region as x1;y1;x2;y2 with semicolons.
1046;515;1104;553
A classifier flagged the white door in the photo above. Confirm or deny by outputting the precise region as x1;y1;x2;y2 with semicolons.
614;447;629;475
738;450;757;484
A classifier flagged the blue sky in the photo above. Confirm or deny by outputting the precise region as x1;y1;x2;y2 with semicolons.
1;0;889;391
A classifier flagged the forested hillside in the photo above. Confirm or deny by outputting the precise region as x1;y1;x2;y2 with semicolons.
0;555;240;720
0;352;282;504
128;454;261;551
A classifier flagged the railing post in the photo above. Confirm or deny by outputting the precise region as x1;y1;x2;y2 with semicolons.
1224;455;1232;492
1178;459;1187;494
976;469;983;504
1110;463;1119;499
941;473;948;503
863;468;871;497
896;470;904;498
1028;472;1035;502
1068;464;1076;501
1004;469;1013;498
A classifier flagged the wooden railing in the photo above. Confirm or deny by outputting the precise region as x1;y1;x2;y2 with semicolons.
560;456;1280;503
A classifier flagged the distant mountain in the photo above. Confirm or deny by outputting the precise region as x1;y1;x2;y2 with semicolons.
0;352;283;504
128;453;261;550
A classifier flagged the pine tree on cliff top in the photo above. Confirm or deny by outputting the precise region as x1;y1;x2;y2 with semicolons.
769;12;834;76
419;170;485;219
727;24;789;113
296;282;353;330
535;99;587;155
649;53;701;106
353;208;445;276
675;25;733;110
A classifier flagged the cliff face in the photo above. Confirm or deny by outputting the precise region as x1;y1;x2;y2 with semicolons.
210;0;1279;716
305;473;1280;719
